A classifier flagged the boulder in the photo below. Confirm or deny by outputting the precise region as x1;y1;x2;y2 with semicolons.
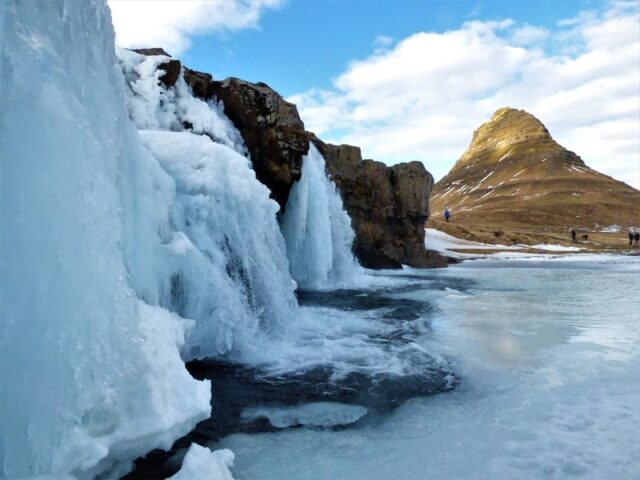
311;135;447;268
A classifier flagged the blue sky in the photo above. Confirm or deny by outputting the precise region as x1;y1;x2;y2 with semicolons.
180;0;601;96
109;0;639;188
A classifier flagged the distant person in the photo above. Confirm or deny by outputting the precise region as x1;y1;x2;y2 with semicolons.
635;231;640;246
571;228;577;242
444;208;451;223
630;229;635;246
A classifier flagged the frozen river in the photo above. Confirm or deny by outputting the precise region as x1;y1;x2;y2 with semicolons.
216;255;640;480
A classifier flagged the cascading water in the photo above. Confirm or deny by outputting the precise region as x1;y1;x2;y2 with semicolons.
115;48;300;363
138;130;298;360
281;144;360;290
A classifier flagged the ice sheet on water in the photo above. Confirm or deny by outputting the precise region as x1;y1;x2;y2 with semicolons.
217;261;640;480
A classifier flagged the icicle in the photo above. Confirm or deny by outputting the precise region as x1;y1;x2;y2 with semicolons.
281;144;360;289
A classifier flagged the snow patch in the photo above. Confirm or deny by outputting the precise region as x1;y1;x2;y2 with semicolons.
424;229;521;258
529;244;583;252
116;48;245;155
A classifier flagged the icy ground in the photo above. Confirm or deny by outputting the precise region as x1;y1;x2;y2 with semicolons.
215;256;640;480
425;228;583;259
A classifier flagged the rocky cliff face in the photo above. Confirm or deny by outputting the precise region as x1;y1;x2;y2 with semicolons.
431;107;640;230
132;48;442;268
311;136;447;268
183;74;309;209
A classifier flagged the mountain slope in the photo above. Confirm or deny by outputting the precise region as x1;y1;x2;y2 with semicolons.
430;108;640;232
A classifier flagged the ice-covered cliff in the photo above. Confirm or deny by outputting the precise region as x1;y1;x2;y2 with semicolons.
0;1;361;477
0;1;212;477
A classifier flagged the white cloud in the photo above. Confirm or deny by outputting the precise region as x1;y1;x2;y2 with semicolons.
373;35;395;47
509;25;549;45
292;3;640;189
107;0;282;56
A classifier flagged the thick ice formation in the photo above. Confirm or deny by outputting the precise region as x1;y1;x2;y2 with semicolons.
169;444;236;480
116;48;245;155
0;1;209;478
281;144;360;289
138;131;297;360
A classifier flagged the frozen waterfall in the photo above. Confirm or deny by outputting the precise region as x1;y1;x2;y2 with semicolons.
115;48;299;362
281;144;360;290
138;131;298;361
0;1;211;478
0;0;293;477
1;0;364;477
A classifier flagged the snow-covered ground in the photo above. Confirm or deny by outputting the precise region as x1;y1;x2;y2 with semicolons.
425;228;583;259
425;228;521;256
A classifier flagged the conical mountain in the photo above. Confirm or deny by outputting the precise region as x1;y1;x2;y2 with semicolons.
431;107;640;231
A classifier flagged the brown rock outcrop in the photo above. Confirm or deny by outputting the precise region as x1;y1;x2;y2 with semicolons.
183;68;213;98
311;135;447;268
184;75;309;208
209;79;308;209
